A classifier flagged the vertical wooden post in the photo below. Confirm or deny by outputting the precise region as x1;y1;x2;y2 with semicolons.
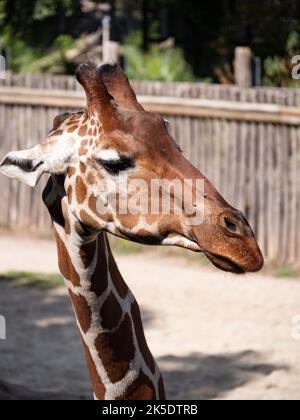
0;55;6;80
102;16;120;63
102;16;111;62
253;56;262;86
234;47;253;88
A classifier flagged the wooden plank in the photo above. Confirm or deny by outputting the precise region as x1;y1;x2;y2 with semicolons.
2;87;300;125
266;124;274;259
257;124;266;256
4;72;300;105
290;126;298;263
247;122;257;232
281;125;290;263
273;125;281;260
234;47;252;88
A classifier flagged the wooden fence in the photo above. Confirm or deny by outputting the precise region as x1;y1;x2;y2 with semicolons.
1;73;300;265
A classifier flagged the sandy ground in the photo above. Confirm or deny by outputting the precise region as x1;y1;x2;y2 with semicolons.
0;235;300;400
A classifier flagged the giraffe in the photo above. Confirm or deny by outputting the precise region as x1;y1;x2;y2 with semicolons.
0;63;263;400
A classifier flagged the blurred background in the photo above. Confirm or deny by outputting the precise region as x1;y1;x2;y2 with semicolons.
2;0;300;86
0;0;300;401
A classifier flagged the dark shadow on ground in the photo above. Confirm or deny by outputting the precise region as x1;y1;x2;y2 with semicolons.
0;379;91;400
0;278;156;400
0;279;289;401
159;352;288;400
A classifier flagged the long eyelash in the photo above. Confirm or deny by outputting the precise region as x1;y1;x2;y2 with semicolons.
173;140;183;153
99;157;135;175
176;144;183;153
164;119;182;153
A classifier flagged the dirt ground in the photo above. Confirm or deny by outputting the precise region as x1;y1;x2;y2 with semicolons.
0;234;300;400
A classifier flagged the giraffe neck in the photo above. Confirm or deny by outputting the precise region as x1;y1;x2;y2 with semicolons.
43;176;165;400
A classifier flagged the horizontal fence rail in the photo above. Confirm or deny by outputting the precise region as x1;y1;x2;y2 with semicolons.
0;74;300;265
2;86;300;124
3;71;300;105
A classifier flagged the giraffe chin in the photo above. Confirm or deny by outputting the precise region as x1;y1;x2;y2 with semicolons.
203;251;246;275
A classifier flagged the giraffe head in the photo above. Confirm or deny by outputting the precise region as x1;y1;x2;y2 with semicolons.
0;64;263;274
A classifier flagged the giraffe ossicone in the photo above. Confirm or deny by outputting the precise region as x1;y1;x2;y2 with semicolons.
0;63;263;400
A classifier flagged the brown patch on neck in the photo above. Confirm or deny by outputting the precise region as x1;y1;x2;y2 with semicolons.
100;292;123;330
79;240;97;269
81;339;106;399
54;232;81;287
76;176;87;204
158;376;166;400
105;240;129;299
94;313;135;383
116;372;157;400
131;300;156;374
69;290;92;334
89;234;109;297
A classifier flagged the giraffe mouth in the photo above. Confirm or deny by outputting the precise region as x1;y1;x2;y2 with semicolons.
203;251;246;274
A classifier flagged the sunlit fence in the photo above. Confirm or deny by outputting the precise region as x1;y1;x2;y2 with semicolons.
1;73;300;265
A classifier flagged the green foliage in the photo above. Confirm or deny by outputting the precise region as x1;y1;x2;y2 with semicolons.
0;272;64;289
1;0;300;83
263;56;288;87
263;30;300;87
110;236;144;255
276;266;298;279
0;0;78;73
33;0;60;20
123;32;197;82
286;30;300;53
0;32;76;73
33;0;74;20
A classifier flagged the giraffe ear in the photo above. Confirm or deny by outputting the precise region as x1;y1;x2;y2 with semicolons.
0;145;74;187
0;146;45;187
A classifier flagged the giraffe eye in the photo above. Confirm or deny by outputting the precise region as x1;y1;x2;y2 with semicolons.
99;157;135;175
